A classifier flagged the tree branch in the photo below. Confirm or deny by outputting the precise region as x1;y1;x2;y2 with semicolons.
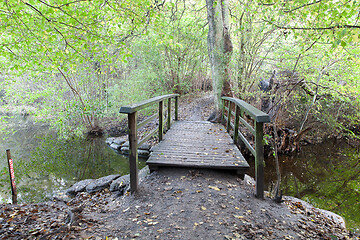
264;19;360;30
283;0;322;13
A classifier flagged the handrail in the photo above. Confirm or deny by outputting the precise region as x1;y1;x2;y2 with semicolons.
119;94;179;193
120;94;178;114
221;96;270;199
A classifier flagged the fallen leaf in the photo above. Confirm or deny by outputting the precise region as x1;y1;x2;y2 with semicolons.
208;186;220;191
201;206;207;211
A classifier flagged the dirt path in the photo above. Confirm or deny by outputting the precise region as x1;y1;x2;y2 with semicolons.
1;93;359;239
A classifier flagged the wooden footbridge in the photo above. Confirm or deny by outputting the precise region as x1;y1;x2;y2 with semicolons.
120;94;270;198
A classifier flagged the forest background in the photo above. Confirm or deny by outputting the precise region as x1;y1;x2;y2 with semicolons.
0;0;359;140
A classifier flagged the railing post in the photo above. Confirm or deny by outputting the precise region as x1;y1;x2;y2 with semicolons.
226;101;232;133
221;99;226;124
234;106;240;145
167;98;171;130
175;96;178;121
128;112;138;193
255;121;265;199
159;101;163;141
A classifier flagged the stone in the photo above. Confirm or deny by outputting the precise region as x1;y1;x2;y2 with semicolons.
86;174;121;193
120;147;150;157
244;174;256;186
113;137;126;145
110;174;130;193
66;179;94;196
105;137;116;145
109;166;150;193
110;143;121;150
122;141;129;148
139;166;150;180
283;196;346;229
139;144;151;151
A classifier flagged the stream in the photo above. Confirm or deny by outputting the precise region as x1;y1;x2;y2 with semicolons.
258;139;360;232
0;116;359;232
0;115;145;203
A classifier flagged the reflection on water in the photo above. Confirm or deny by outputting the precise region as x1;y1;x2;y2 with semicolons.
0;116;145;203
257;140;360;232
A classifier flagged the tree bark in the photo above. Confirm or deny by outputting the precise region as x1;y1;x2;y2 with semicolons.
206;0;233;112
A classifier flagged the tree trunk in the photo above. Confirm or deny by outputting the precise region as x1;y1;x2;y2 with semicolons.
206;0;233;113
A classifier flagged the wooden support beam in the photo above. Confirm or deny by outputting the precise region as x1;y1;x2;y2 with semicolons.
128;112;138;193
159;101;163;141
226;101;232;133
255;122;265;199
234;105;240;145
175;96;178;121
167;98;171;130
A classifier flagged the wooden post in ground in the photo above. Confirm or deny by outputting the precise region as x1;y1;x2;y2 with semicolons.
175;96;178;121
234;106;240;145
226;101;232;133
128;112;138;193
167;98;171;130
159;101;163;141
255;121;265;199
221;99;226;124
6;149;17;204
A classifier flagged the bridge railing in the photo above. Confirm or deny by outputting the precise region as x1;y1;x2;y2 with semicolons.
119;94;179;193
221;97;270;199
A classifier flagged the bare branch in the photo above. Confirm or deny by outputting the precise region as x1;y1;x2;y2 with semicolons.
264;19;360;30
283;0;322;13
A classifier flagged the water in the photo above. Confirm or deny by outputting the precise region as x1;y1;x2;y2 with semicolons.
258;140;360;232
0;116;145;203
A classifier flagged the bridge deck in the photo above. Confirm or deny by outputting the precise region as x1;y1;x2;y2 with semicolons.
147;121;249;175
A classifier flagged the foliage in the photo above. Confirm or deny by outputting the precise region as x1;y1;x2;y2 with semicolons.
0;0;159;137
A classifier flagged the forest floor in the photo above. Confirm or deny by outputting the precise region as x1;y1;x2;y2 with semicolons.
1;92;359;240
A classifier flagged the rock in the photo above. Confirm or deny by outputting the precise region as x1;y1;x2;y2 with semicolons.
283;196;346;229
138;149;150;157
120;147;150;157
139;166;150;180
244;174;256;186
113;137;126;145
139;144;151;151
110;143;121;150
122;141;129;148
110;174;130;193
86;174;121;193
106;137;116;145
110;166;150;193
66;179;94;196
121;142;150;150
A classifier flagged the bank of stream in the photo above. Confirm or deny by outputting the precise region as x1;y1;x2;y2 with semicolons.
0;111;359;232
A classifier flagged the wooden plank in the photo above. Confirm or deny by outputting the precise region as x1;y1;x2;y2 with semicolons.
147;121;250;173
137;113;157;129
138;126;159;146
